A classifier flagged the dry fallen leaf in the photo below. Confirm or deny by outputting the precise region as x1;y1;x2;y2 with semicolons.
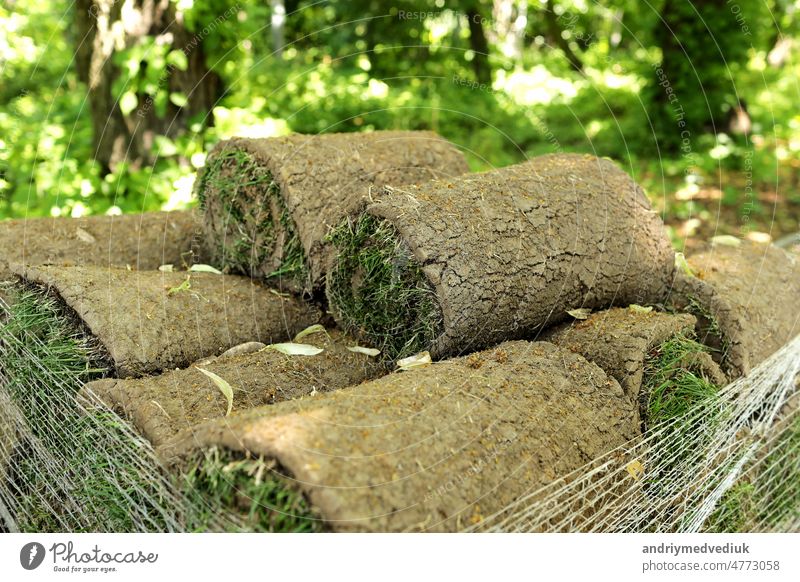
294;324;327;342
75;227;97;244
196;367;234;416
397;351;432;371
566;307;592;320
626;459;645;481
158;264;174;272
267;343;324;356
219;342;267;358
347;345;381;357
711;235;741;247
628;304;653;314
675;252;694;277
189;264;223;274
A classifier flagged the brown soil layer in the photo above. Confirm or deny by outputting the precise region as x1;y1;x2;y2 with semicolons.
12;265;320;378
82;329;387;447
330;153;676;359
0;211;207;307
0;210;205;280
669;241;800;378
543;307;727;406
160;340;639;532
199;131;468;293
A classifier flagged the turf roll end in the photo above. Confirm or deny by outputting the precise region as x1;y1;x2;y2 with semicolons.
197;132;469;294
326;213;443;360
181;447;322;533
199;147;309;290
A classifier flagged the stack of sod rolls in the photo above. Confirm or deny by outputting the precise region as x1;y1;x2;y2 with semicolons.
670;240;800;378
471;334;800;533
543;306;727;429
83;328;387;447
159;341;639;532
2;132;798;533
10;265;320;377
196;131;468;294
0;264;320;532
0;210;207;531
326;153;677;360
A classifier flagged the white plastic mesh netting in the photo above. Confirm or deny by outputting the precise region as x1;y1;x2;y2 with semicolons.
1;286;798;532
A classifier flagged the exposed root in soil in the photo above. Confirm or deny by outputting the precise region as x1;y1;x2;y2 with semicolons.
327;213;443;360
181;447;323;533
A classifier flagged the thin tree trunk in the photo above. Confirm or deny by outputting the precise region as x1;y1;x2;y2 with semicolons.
544;0;583;73
465;6;492;84
74;0;222;173
270;0;286;58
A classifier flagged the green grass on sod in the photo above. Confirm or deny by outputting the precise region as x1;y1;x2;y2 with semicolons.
199;147;308;288
639;334;729;525
181;447;322;532
704;413;800;532
327;213;443;360
643;334;722;433
704;481;758;532
753;413;800;528
0;287;185;531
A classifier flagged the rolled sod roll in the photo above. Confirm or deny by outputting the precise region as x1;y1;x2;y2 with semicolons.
669;241;800;378
10;265;320;378
327;153;676;360
0;210;205;283
197;131;468;293
82;329;386;447
0;211;206;309
160;341;639;532
543;307;727;401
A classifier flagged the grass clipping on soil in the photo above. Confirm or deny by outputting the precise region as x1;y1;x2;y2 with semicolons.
327;214;442;360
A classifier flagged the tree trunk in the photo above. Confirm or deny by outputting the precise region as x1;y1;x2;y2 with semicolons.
492;0;528;59
270;0;286;58
74;0;222;173
544;0;584;73
465;5;492;84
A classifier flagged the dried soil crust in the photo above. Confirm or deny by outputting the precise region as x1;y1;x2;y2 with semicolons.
161;341;639;532
669;242;800;378
543;307;727;404
329;153;676;359
0;210;205;280
82;330;386;447
0;211;207;307
12;265;320;378
200;131;468;292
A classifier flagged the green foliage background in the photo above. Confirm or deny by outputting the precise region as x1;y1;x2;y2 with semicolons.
1;0;799;249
